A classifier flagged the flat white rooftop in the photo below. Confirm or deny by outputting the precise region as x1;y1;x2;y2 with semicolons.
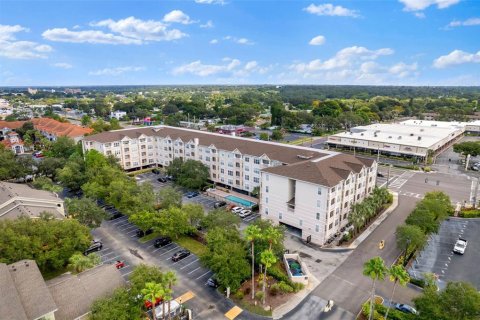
330;122;463;149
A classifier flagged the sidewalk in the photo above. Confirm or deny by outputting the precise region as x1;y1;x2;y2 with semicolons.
348;191;399;249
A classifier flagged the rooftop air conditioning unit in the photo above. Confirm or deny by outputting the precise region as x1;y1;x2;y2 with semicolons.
398;136;402;139
418;136;422;140
410;133;414;136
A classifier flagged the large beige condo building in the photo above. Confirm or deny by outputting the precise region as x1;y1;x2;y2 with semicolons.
82;126;377;245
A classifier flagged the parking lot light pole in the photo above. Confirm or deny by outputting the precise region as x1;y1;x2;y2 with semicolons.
386;165;392;189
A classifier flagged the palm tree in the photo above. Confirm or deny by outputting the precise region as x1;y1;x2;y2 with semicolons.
142;282;164;320
349;204;364;235
363;256;388;320
162;286;173;320
260;249;277;305
384;265;410;320
245;225;262;300
265;226;282;251
68;253;100;273
163;271;177;319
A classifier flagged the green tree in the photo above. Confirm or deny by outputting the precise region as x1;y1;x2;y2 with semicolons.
142;282;164;320
37;157;65;179
260;249;277;305
384;265;410;320
155;207;193;239
68;252;101;273
90;288;142;320
271;129;284;141
396;224;426;264
65;197;107;228
163;271;177;320
130;264;165;296
183;203;204;228
0;145;19;180
453;141;480;158
129;210;158;233
48;136;78;159
167;159;209;190
200;209;241;230
245;225;263;300
109;118;122;130
57;153;87;191
363;257;388;320
81;115;92;126
414;281;480;320
31;176;62;193
157;186;183;209
259;132;269;141
405;208;439;234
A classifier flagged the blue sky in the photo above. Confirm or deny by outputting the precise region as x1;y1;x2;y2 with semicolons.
0;0;479;86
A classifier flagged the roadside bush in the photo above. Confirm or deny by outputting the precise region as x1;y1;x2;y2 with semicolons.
278;281;294;294
267;264;290;283
291;282;304;292
234;290;245;300
410;277;425;288
375;303;414;320
423;166;431;172
269;283;280;296
459;209;480;218
255;291;264;301
361;302;383;320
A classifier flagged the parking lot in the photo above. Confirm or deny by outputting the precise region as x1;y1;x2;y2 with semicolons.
409;218;480;289
376;166;409;188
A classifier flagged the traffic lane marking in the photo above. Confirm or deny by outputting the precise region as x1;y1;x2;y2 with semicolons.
175;291;195;304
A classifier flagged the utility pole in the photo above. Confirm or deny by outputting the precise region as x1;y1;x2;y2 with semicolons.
466;154;471;171
386;164;392;188
377;148;380;163
473;177;479;208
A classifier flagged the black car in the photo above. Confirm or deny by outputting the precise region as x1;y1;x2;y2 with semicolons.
377;172;385;177
152;168;161;174
171;249;191;262
154;237;172;248
214;201;227;208
136;228;154;238
186;191;199;198
206;277;219;288
157;177;167;183
84;241;103;255
107;211;123;220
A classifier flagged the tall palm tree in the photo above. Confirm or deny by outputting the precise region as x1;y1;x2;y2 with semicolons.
162;286;173;320
245;225;262;300
142;282;164;320
68;253;100;273
384;265;410;320
265;226;282;251
260;249;277;305
163;271;177;319
363;256;388;320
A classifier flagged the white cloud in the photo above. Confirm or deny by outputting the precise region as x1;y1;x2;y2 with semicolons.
399;0;460;12
163;10;195;25
91;16;186;42
309;35;326;46
172;58;269;77
200;20;214;29
433;50;480;68
447;18;480;28
52;62;73;69
414;12;426;18
221;35;254;45
194;0;225;4
43;28;142;44
304;3;359;17
209;39;219;44
388;62;418;77
0;24;53;59
89;66;145;76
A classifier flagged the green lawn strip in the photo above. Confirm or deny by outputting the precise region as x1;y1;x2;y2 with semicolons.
232;298;272;317
175;236;208;256
139;232;161;243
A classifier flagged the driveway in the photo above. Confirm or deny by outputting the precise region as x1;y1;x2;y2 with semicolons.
409;218;480;290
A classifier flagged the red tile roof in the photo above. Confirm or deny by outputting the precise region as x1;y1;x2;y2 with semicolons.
0;118;92;139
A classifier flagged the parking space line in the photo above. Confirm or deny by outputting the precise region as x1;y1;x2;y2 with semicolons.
187;266;202;275
122;270;134;277
99;251;115;258
126;229;139;235
158;246;179;257
196;270;212;280
153;243;174;253
180;258;199;270
103;255;122;263
113;219;129;226
118;225;136;232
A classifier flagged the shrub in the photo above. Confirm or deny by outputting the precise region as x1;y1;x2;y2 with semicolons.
459;210;480;218
410;277;425;288
423;166;431;172
255;291;264;301
234;290;244;300
291;282;304;292
267;264;289;283
269;283;280;296
361;302;383;320
278;281;294;294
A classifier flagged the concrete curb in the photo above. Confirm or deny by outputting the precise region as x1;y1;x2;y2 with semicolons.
272;273;320;319
348;191;399;249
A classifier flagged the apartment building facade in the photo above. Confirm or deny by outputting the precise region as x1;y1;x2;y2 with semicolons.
83;126;377;245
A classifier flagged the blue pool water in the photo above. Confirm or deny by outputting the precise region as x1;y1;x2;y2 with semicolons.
225;195;256;207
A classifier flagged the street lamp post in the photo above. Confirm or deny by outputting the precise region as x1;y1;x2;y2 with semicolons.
386;164;392;189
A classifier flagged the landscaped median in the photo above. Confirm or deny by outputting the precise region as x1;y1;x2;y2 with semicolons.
175;235;208;256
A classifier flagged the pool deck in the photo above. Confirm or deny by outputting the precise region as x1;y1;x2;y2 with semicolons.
205;188;259;207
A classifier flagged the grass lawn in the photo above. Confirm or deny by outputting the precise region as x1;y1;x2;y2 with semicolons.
176;236;208;256
42;266;70;280
139;232;160;243
232;298;272;317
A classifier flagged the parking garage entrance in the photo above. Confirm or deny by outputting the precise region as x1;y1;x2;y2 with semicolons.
280;222;302;239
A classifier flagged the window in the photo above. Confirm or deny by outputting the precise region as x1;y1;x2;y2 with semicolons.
266;186;269;193
266;174;269;181
245;175;250;181
317;200;321;207
345;190;349;196
254;158;260;165
235;153;241;158
245;157;250;162
335;219;339;226
262;159;269;165
206;156;210;162
253;177;259;183
254;168;260;174
330;198;335;205
228;179;233;185
329;223;333;230
245;167;250;172
221;169;224;173
236;163;240;168
344;202;348;208
228;162;233;167
316;212;320;220
317;187;322;195
329;211;334;218
265;208;268;215
265;197;268;204
330;187;335;192
236;180;240;185
114;142;120;147
315;224;319;232
299;219;303;227
279;212;282;220
235;171;240;177
228;170;233;176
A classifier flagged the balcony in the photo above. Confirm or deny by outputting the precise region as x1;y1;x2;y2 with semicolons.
287;197;295;211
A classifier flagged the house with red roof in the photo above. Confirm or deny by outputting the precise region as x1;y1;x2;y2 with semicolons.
1;132;24;154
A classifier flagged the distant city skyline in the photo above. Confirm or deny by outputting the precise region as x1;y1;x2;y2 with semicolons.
0;0;479;86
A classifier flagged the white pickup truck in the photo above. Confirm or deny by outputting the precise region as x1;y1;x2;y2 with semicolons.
453;238;467;254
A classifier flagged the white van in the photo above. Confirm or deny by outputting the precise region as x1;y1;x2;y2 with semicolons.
154;301;192;320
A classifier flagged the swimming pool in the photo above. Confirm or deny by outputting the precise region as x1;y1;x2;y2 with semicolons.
225;195;256;208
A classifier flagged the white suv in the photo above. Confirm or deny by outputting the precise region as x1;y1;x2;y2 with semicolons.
453;238;467;254
231;206;244;214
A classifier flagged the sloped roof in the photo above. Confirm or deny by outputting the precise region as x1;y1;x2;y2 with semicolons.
0;118;92;139
0;121;24;130
84;126;329;165
262;154;375;187
47;264;125;320
0;260;57;320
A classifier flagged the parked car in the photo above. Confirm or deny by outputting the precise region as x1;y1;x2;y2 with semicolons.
239;209;252;218
114;260;125;269
206;276;219;288
231;206;244;214
33;151;44;158
145;297;162;310
453;238;467;254
171;249;191;262
377;172;385;177
136;228;154;238
157;177;168;183
186;191;199;198
152;168;161;174
395;303;418;315
154;237;172;248
213;201;227;208
84;241;103;255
